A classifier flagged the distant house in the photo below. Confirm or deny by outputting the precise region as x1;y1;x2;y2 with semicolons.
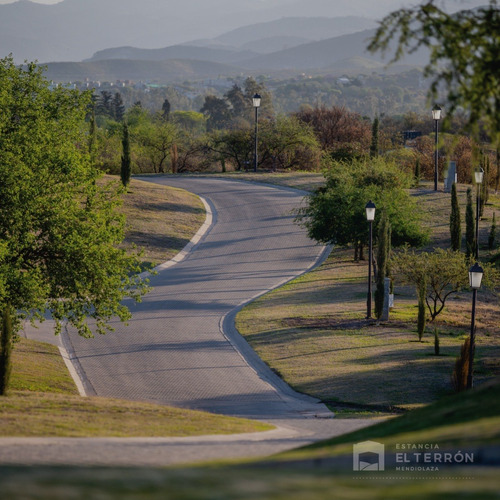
403;130;422;144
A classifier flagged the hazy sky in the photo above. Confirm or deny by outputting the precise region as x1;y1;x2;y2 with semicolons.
0;0;63;3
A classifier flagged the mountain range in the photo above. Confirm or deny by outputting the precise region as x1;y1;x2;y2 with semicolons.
0;0;485;82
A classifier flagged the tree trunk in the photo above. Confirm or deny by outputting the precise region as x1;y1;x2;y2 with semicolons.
0;305;13;396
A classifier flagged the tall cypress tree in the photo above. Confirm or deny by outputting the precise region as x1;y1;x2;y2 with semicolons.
375;212;389;319
450;182;461;251
370;117;379;158
414;157;421;187
488;212;497;250
417;280;427;341
162;98;171;121
113;92;125;122
480;154;490;217
120;123;131;188
465;187;475;259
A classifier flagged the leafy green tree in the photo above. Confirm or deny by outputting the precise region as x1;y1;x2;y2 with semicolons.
450;182;461;251
259;116;321;171
0;56;148;345
368;1;500;140
243;77;274;119
225;84;248;122
131;117;178;173
370;117;379;158
296;158;429;260
465;187;475;259
120;123;132;187
97;90;113;117
171;111;207;135
207;128;253;171
200;95;231;131
392;248;498;323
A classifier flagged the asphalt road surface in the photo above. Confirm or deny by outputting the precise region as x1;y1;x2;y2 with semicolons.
12;177;374;466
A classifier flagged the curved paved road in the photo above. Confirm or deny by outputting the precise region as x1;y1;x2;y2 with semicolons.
67;176;330;418
13;177;374;466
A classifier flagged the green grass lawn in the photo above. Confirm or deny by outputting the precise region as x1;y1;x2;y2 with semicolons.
120;176;206;267
235;178;500;414
1;379;498;499
0;338;272;437
1;178;271;438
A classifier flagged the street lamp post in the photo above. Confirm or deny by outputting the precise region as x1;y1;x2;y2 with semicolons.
467;262;484;389
432;105;442;191
252;93;261;173
475;168;484;260
365;201;376;319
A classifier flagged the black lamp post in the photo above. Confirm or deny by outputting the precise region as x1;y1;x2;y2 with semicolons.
467;262;484;389
365;201;376;319
252;93;261;172
475;167;484;260
432;105;442;191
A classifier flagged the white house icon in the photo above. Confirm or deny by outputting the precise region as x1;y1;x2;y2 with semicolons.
353;441;385;471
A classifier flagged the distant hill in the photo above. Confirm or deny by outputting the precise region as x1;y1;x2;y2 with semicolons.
209;16;376;47
45;27;429;83
43;59;241;83
87;45;257;65
237;29;429;71
0;0;488;63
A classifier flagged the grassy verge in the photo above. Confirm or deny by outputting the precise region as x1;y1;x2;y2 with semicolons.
235;180;500;414
0;338;272;437
1;381;498;499
120;176;206;268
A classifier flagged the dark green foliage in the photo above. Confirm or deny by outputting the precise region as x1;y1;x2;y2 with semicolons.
0;305;13;396
489;212;497;250
120;123;132;187
162;98;171;121
296;158;429;259
97;90;113;117
480;153;490;217
434;328;440;356
449;182;461;251
200;95;231;131
370;117;379;158
465;187;475;259
0;56;148;340
375;212;389;319
368;1;500;139
414;157;421;187
452;337;473;392
113;92;125;122
225;84;248;121
417;280;426;341
88;106;97;158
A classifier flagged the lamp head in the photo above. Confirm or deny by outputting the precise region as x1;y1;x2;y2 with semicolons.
252;93;262;108
432;104;442;121
475;167;484;185
469;262;484;289
365;200;376;221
